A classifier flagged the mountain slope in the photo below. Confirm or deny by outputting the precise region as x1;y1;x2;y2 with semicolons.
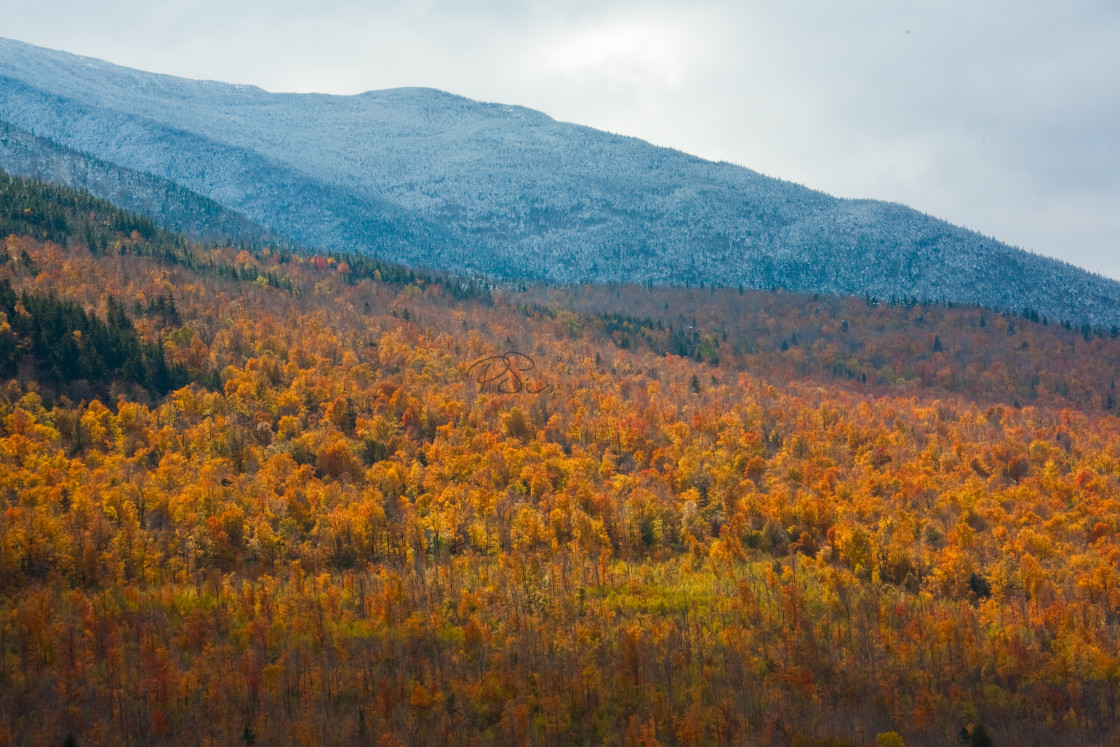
2;36;1119;324
0;118;277;246
0;78;481;272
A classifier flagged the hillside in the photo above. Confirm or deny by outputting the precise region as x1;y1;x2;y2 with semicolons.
0;119;276;247
3;37;1120;326
3;171;1120;745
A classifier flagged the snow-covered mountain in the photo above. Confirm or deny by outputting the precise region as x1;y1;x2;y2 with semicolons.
0;119;278;246
2;36;1119;324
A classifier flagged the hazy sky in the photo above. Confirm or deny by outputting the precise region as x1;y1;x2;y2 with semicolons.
3;0;1118;278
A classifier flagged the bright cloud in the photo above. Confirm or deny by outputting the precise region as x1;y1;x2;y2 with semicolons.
542;16;694;90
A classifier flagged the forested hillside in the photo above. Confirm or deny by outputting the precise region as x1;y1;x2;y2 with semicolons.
0;119;276;247
4;36;1120;326
2;172;1120;745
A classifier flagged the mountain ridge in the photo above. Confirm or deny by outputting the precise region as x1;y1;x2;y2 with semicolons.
2;36;1119;324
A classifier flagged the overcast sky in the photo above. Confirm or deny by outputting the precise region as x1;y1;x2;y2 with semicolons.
3;0;1118;278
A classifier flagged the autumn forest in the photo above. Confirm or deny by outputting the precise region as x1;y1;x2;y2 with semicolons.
2;171;1120;746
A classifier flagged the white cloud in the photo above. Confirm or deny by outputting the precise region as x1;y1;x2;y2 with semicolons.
542;15;695;90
